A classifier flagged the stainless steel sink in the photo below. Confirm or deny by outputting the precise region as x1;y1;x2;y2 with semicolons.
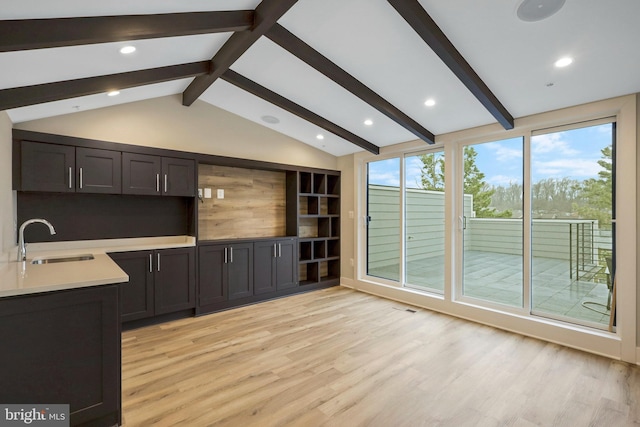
31;254;95;265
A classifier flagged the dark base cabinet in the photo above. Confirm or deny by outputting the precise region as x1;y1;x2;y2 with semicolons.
109;247;195;324
198;238;308;315
254;238;297;294
0;285;121;427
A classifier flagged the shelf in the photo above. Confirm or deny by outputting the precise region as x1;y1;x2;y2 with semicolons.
299;172;312;194
313;173;326;194
327;175;340;195
299;241;312;261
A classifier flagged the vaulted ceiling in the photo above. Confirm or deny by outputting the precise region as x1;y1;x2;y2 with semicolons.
2;0;640;156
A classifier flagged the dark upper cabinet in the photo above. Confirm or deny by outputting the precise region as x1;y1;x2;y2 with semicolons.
20;141;75;192
122;153;162;195
254;238;297;295
122;154;195;197
108;247;195;322
19;141;121;194
154;247;196;315
76;147;122;194
162;157;195;197
109;250;154;322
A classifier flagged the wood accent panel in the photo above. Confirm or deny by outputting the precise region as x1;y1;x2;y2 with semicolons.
121;287;640;426
198;164;286;240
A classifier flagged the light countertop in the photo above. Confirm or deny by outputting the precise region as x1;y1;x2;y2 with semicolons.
0;235;196;298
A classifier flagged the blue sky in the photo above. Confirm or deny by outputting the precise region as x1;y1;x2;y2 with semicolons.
369;123;613;188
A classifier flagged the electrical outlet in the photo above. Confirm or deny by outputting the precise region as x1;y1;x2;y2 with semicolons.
198;188;203;198
204;188;212;198
217;189;224;199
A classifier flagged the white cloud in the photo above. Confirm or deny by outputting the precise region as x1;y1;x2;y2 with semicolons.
531;133;579;155
485;143;522;162
533;159;600;178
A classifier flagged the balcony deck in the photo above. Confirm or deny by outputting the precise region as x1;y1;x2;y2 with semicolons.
369;250;612;327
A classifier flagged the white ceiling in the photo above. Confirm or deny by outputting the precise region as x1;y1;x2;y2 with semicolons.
2;0;640;156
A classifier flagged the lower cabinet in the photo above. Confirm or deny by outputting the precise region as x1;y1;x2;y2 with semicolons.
198;242;253;304
0;285;121;427
109;247;195;322
254;238;297;294
198;238;297;309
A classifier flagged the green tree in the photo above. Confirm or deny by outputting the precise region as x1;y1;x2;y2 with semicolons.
574;144;613;229
419;147;511;218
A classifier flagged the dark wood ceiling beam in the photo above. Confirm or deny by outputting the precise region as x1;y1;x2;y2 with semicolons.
386;0;514;130
222;70;380;154
0;62;210;110
182;0;299;106
266;24;435;144
0;11;255;52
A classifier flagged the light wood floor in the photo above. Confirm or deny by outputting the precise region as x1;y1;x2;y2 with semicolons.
121;287;640;426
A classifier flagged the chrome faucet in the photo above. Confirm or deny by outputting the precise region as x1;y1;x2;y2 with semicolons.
18;219;56;262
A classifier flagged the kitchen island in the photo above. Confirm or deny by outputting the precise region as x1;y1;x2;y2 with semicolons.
0;235;195;427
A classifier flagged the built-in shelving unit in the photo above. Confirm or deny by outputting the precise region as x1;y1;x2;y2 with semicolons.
297;171;340;286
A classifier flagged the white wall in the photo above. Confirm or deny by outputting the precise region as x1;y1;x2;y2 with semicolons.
13;95;338;170
0;111;15;262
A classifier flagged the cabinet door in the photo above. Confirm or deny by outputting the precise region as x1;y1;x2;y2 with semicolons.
122;152;161;195
276;239;298;290
198;244;227;305
109;251;154;322
154;247;196;315
20;141;75;192
228;243;254;300
254;240;277;295
77;147;122;194
0;285;120;426
162;157;195;197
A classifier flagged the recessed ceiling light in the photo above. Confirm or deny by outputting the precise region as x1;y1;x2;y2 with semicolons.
120;46;136;55
517;0;566;22
554;57;573;68
107;90;120;97
364;119;373;126
424;99;436;107
316;134;324;140
261;115;280;124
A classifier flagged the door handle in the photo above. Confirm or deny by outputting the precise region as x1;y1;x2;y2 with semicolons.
156;174;160;193
149;254;152;273
157;253;161;272
164;174;168;193
79;167;83;189
68;167;72;189
229;247;233;263
278;243;282;258
224;247;228;264
273;243;277;258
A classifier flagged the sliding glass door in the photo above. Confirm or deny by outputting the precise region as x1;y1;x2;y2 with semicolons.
366;158;401;282
461;138;524;307
404;150;446;292
531;122;615;327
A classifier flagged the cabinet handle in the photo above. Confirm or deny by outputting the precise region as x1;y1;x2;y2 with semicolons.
230;247;233;263
273;243;277;258
278;243;282;258
224;247;228;264
156;174;160;193
164;174;168;193
157;253;161;272
149;254;152;273
79;167;83;189
68;167;72;189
